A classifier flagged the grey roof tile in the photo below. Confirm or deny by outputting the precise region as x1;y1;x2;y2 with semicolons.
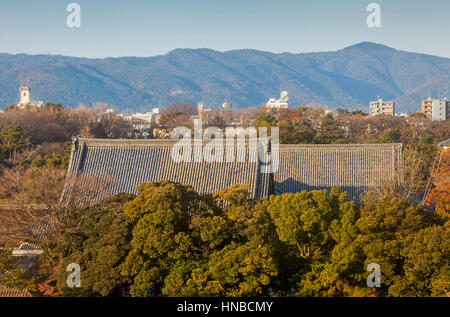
275;143;403;200
63;138;270;203
63;139;402;203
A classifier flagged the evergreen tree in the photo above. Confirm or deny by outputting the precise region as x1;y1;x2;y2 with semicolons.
313;114;346;144
0;124;29;162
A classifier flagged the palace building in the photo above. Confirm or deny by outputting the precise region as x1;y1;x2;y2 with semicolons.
62;138;403;204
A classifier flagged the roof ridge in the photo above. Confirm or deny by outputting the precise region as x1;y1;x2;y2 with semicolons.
74;138;402;148
74;138;268;148
278;143;403;148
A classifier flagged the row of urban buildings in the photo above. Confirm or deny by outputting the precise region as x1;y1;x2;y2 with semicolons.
8;87;450;121
265;91;449;121
264;91;449;121
369;97;449;120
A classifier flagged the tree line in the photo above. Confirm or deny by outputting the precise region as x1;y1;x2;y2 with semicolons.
1;181;447;297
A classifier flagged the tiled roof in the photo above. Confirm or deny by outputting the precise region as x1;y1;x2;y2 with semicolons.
0;287;33;297
63;138;402;203
12;243;43;257
63;138;271;203
275;143;403;200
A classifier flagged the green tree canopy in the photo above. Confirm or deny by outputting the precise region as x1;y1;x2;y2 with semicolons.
120;181;279;297
0;246;37;291
54;194;135;296
35;182;449;297
313;114;346;144
278;119;316;144
377;129;401;143
0;124;30;161
254;114;278;135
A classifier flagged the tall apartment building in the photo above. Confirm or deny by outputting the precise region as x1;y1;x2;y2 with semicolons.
421;98;449;121
369;98;395;116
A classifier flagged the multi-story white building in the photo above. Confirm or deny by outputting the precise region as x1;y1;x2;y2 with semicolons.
266;91;289;109
369;98;395;116
115;108;160;124
421;98;449;121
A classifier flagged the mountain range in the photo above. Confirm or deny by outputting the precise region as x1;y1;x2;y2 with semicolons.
0;42;449;113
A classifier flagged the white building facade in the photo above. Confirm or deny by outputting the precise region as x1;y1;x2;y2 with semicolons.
266;91;289;109
431;99;449;121
369;98;395;116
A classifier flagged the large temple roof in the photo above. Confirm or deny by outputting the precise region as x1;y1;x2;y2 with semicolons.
275;143;403;200
63;138;272;203
63;138;402;203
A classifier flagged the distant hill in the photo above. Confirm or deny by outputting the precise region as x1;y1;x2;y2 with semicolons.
1;42;449;113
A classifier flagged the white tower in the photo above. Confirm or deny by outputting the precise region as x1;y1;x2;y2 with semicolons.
20;87;31;105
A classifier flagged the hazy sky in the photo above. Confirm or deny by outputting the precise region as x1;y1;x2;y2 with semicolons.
0;0;449;58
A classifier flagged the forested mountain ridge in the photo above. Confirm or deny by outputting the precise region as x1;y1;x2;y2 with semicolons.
1;42;449;113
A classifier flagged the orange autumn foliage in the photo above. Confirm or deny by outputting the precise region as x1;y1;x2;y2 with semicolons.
425;150;450;217
426;182;450;217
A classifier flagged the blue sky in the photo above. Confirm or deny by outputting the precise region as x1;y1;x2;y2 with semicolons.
0;0;449;58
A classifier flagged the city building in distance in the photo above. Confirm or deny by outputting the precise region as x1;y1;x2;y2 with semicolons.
17;87;43;109
103;108;160;138
369;98;395;116
194;101;233;126
421;98;449;121
116;108;160;125
266;91;289;109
